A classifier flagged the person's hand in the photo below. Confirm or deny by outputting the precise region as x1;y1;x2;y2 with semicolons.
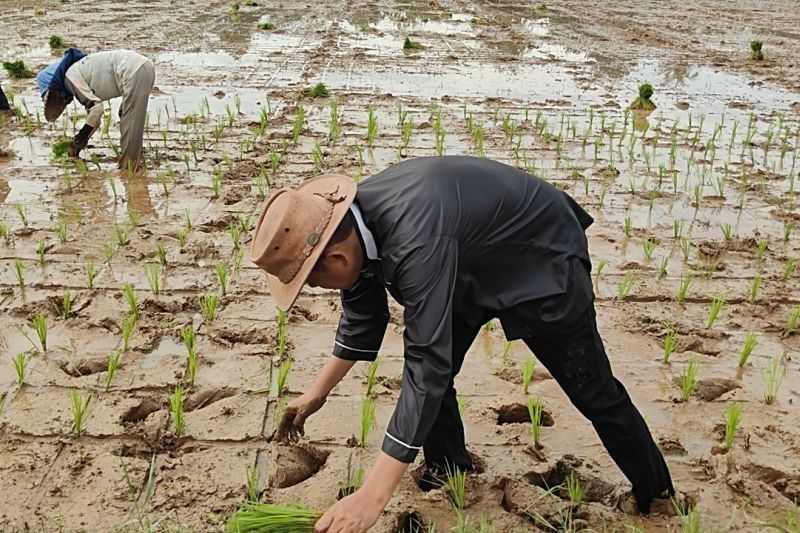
68;136;87;157
272;391;326;443
313;489;384;533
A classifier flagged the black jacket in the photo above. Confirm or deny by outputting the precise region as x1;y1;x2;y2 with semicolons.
332;156;594;462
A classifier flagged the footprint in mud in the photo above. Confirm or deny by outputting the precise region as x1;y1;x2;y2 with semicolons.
269;444;329;488
183;387;238;412
671;377;739;401
394;511;427;533
58;357;109;377
496;403;555;426
121;398;163;424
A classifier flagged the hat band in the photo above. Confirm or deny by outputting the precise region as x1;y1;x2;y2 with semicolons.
277;188;348;284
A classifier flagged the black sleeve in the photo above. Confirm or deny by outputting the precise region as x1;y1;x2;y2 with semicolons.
333;272;389;362
381;236;458;463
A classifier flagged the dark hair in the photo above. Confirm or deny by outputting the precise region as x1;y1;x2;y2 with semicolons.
327;209;355;247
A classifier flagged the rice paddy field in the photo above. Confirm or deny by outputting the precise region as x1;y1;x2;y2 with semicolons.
1;1;799;531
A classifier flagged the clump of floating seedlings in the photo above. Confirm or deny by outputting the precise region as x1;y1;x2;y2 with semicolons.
258;21;277;30
3;59;34;78
170;385;186;436
527;396;543;448
305;82;329;98
226;503;321;533
760;357;783;405
630;83;656;110
49;34;66;50
105;350;122;391
199;294;219;321
32;313;48;352
12;352;29;386
751;40;764;60
680;359;699;402
70;390;90;437
365;357;380;397
522;356;536;394
359;395;376;448
182;327;198;385
403;37;421;50
723;403;742;452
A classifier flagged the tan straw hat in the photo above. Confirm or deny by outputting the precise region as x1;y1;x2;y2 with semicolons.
43;90;68;123
250;174;357;310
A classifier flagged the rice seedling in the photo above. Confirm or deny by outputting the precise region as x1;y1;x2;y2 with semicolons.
680;237;692;261
103;241;115;265
630;83;655;110
114;224;129;246
365;357;380;397
12;352;29;385
784;222;794;242
119;287;138;324
723;402;742;452
527;396;543;448
127;209;139;228
182;327;198;385
291;103;305;145
144;263;161;295
13;257;25;288
120;313;136;352
617;273;636;300
736;332;758;368
359;395;376;448
277;309;288;357
679;359;699;402
3;59;34;78
780;256;797;279
593;259;607;283
0;221;9;241
58;288;72;319
720;223;733;241
49;34;66;49
751;40;764;60
70;390;90;437
32;313;47;352
105;350;122;391
622;217;633;237
657;256;669;279
276;359;292;396
366;106;378;145
226;502;321;532
37;240;47;266
216;262;229;296
748;275;762;304
673;219;683;239
662;324;677;363
757;239;768;259
403;37;421;50
197;293;219;322
444;463;467;512
676;275;693;303
154;242;167;266
565;471;585;505
761;358;784;405
642;238;657;260
54;220;68;243
258;20;277;30
457;394;469;416
784;304;800;335
245;465;261;502
675;504;702;533
707;292;726;328
0;393;6;414
170;384;186;436
522;356;536;394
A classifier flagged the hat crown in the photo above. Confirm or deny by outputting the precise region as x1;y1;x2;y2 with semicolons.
251;188;338;283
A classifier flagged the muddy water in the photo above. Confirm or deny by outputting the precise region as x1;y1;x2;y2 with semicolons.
1;0;800;531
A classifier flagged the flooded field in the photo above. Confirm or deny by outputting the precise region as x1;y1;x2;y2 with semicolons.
1;0;799;531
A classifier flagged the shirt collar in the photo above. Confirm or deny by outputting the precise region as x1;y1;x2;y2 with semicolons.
349;200;378;261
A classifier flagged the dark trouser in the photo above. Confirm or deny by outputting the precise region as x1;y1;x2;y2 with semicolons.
0;84;10;110
521;304;674;513
422;260;674;513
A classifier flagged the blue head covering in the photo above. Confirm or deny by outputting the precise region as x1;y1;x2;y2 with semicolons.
37;47;88;102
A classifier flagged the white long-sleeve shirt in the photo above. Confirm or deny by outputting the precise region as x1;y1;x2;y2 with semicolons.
65;50;149;129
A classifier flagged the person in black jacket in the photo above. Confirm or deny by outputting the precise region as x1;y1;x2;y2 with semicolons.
251;156;674;533
0;83;11;111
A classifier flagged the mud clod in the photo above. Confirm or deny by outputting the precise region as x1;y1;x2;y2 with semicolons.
496;403;555;426
184;387;238;412
269;444;329;488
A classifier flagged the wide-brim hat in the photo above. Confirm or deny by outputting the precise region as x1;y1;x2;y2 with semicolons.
43;90;68;122
251;174;356;310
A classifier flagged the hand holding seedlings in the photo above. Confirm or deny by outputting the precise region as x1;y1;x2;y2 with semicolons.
271;392;326;443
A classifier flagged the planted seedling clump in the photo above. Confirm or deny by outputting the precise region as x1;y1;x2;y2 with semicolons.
751;40;764;60
52;138;72;158
49;34;67;50
630;83;656;110
403;37;422;50
305;82;329;98
258;21;277;30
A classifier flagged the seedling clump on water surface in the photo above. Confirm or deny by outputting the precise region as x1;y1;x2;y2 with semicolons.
3;60;34;79
680;359;699;402
403;37;422;50
70;389;90;437
305;82;329;98
630;83;656;110
49;34;66;50
723;402;742;452
258;21;277;31
751;40;764;60
170;385;186;436
226;503;321;533
52;138;73;158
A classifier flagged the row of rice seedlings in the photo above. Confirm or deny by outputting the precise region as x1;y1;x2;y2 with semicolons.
182;327;199;386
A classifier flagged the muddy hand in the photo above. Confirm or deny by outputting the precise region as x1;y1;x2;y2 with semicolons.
272;392;326;443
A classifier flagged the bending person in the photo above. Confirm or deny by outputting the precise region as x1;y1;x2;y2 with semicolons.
37;48;155;171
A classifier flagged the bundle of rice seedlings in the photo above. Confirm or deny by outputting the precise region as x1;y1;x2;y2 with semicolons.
52;138;73;158
226;502;321;532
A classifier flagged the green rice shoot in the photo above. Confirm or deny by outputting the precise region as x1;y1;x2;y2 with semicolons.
522;356;536;394
226;502;321;533
359;395;375;448
723;403;741;452
70;389;90;437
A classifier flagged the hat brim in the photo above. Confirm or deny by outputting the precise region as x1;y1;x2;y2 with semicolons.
43;90;68;122
260;174;356;310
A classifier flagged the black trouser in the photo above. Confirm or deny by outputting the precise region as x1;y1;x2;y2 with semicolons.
422;279;674;513
0;84;10;110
